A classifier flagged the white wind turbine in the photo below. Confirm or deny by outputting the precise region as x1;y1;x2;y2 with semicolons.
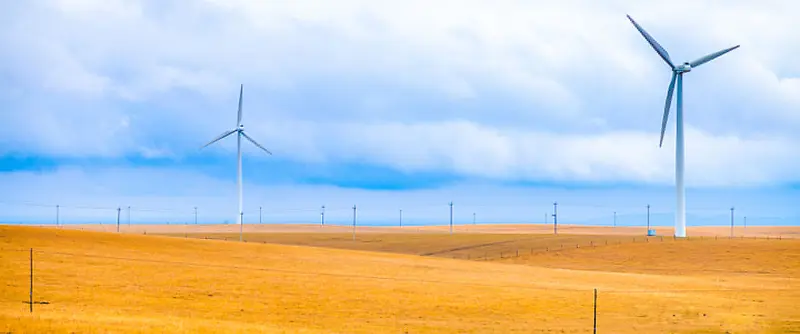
201;84;272;225
627;15;739;237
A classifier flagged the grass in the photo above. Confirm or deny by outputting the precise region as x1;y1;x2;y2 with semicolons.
2;225;799;333
172;232;638;260
499;237;800;277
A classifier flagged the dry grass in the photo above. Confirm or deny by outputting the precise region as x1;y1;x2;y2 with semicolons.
2;225;799;333
175;232;639;260
58;223;800;238
500;237;800;277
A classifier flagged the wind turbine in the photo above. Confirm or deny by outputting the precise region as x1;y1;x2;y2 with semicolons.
201;84;272;225
627;15;738;237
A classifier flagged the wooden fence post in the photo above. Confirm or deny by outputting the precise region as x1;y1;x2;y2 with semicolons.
29;248;33;313
593;288;597;334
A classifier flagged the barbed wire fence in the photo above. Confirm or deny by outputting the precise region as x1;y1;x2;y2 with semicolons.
3;247;794;333
1;198;796;332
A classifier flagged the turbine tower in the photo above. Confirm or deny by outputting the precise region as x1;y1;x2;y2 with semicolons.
627;15;738;237
201;84;272;225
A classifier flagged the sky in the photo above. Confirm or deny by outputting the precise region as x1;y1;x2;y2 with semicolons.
0;0;798;226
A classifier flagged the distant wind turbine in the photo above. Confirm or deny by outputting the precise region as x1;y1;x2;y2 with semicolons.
627;15;739;237
201;84;272;225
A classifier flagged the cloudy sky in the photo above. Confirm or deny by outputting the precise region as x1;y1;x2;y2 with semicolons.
0;0;797;226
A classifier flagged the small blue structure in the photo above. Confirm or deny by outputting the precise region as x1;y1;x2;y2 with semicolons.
647;229;657;236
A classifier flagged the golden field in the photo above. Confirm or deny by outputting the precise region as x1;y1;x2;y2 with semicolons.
1;225;799;333
60;223;800;239
174;231;639;259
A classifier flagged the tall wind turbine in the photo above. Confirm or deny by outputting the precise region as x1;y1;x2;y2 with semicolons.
201;84;272;225
627;15;738;237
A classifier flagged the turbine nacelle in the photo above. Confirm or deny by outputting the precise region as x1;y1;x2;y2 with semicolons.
675;62;692;73
238;124;245;131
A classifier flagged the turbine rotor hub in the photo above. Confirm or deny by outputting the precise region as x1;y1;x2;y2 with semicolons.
238;124;245;131
676;62;692;73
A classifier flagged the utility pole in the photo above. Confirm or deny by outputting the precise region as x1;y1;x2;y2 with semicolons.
449;202;454;234
352;205;357;241
116;207;121;233
646;204;651;232
29;248;33;313
239;212;243;242
730;207;735;238
399;209;402;227
613;211;617;228
56;205;60;227
552;202;558;235
321;205;325;226
194;207;197;225
259;206;262;224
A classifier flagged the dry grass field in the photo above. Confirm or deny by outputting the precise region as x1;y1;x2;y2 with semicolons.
59;223;800;238
2;225;799;333
159;224;799;262
174;232;638;259
500;237;800;276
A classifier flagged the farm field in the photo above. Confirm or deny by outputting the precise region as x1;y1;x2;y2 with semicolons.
155;224;800;262
499;237;800;277
1;225;799;333
58;223;800;240
173;232;638;260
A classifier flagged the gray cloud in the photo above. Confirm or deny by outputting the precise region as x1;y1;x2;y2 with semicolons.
0;0;797;186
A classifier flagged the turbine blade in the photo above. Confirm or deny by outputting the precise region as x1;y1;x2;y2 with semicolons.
241;131;272;155
689;45;740;68
237;84;243;126
660;73;677;147
626;15;675;69
201;129;237;149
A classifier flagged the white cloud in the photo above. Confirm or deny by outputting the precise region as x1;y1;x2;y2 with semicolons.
0;0;798;187
245;119;800;187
